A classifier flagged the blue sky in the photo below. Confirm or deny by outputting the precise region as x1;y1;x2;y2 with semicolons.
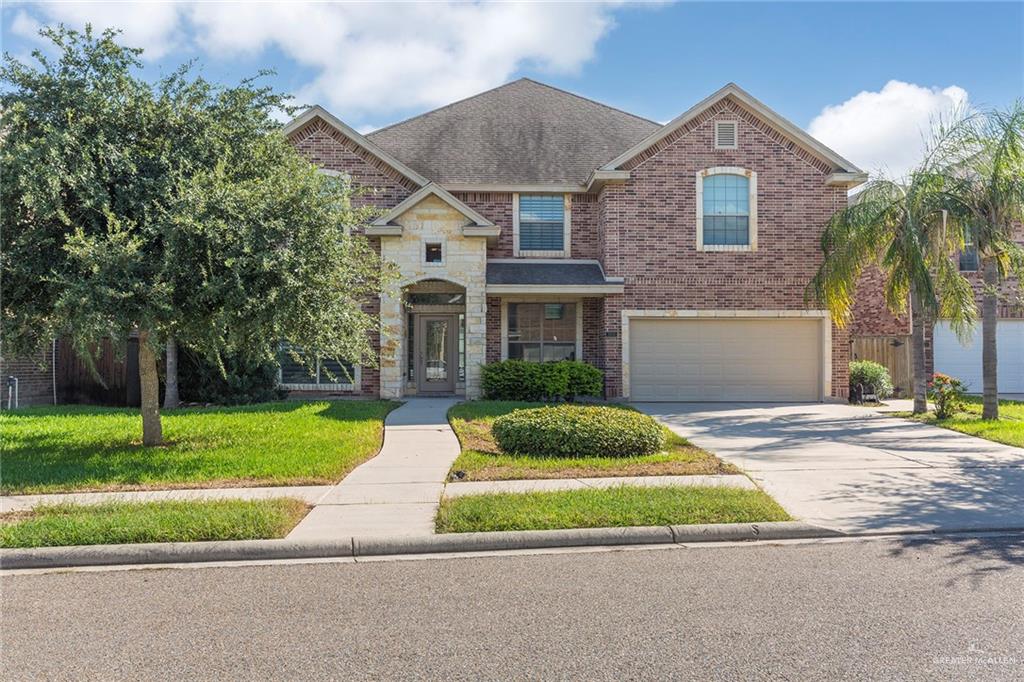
3;1;1022;177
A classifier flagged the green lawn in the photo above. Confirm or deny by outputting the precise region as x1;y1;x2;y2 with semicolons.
0;400;398;495
905;396;1024;448
0;498;310;548
435;485;790;533
447;401;736;481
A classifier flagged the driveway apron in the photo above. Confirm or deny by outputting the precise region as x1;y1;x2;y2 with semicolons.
638;402;1024;534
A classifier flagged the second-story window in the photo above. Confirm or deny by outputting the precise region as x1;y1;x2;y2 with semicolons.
959;226;979;271
697;168;757;251
703;174;749;245
517;194;565;253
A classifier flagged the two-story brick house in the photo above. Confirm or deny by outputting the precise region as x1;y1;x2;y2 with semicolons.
282;79;867;401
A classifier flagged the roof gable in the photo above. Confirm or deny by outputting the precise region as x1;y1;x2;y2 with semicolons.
371;183;496;227
601;83;863;176
284;106;429;187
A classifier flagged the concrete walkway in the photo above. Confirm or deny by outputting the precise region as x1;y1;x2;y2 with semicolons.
639;402;1024;534
0;486;334;513
444;474;755;497
286;397;461;539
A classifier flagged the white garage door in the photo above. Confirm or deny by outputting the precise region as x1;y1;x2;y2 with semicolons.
933;320;1024;393
628;318;823;402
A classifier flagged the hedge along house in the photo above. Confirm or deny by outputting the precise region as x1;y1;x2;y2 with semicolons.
284;79;866;401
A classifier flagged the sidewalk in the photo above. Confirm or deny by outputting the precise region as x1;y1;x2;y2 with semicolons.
286;397;462;539
0;486;332;513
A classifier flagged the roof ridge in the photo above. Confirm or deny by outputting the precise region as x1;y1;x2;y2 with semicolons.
366;77;658;138
515;77;660;127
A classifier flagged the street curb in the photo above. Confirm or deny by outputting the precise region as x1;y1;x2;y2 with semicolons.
0;522;841;570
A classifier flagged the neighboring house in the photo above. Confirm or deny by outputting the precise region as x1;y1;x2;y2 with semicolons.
851;222;1024;394
283;79;867;401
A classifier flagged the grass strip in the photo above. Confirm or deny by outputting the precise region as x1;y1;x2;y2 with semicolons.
0;498;310;548
436;485;790;533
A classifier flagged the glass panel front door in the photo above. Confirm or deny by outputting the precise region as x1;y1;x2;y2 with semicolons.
416;315;456;393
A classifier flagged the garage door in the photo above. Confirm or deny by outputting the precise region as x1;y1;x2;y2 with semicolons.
629;318;822;402
934;320;1024;393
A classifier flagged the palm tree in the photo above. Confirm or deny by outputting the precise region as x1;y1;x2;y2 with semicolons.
808;160;977;414
940;103;1024;420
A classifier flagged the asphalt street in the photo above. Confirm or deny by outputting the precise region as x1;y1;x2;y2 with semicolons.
3;535;1023;680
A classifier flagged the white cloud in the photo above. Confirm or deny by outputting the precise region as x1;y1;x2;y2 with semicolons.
809;80;969;179
17;1;184;59
10;1;628;121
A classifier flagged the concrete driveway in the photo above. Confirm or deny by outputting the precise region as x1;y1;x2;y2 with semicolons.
637;402;1024;534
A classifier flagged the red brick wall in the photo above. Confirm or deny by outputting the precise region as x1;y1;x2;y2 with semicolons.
582;298;604;370
0;347;54;407
599;96;849;399
288;118;416;397
486;296;502;364
851;266;911;336
289;119;416;211
455;193;515;258
571;194;601;260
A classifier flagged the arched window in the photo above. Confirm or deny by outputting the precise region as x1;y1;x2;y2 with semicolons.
697;167;757;251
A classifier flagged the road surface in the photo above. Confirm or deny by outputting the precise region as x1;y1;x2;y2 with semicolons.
3;535;1023;680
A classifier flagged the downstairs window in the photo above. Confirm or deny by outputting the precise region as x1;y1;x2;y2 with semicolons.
507;303;577;362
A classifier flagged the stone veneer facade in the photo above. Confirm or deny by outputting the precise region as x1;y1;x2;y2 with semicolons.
377;195;489;398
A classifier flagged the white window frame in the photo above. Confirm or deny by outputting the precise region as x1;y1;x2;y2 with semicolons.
696;167;757;253
423;238;446;267
500;298;584;361
714;120;739;150
513;193;572;258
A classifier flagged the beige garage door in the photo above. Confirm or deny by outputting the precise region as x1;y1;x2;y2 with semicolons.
629;318;822;402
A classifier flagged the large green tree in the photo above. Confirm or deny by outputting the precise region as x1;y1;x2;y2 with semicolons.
807;133;977;414
941;103;1024;420
2;27;391;444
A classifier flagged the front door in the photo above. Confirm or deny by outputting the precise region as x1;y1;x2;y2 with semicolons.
415;314;457;393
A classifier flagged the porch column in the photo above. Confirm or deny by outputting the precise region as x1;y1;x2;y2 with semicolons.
379;287;404;399
464;289;487;398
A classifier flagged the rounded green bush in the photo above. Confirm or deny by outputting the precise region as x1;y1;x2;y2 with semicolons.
491;405;666;458
849;360;894;400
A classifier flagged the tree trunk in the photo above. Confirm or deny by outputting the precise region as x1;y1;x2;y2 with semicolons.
910;289;929;414
163;335;180;410
981;256;999;420
138;330;164;446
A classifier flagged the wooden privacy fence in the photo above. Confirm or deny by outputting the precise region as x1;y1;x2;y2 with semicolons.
851;335;912;398
56;337;141;406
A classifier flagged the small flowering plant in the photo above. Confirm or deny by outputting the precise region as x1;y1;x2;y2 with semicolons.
928;373;967;419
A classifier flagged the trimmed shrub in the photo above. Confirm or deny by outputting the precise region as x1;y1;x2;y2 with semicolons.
481;360;603;402
849;360;894;402
492;405;665;458
928;373;966;419
565;362;604;401
178;348;286;405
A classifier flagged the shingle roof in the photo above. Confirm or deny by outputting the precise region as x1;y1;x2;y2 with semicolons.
486;261;611;286
366;79;660;186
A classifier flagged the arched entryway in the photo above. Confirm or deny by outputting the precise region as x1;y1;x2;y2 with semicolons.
403;279;466;395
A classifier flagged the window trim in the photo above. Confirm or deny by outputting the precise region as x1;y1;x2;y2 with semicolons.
500;298;583;361
513;193;572;258
696;167;757;252
423;238;446;266
714;120;739;150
